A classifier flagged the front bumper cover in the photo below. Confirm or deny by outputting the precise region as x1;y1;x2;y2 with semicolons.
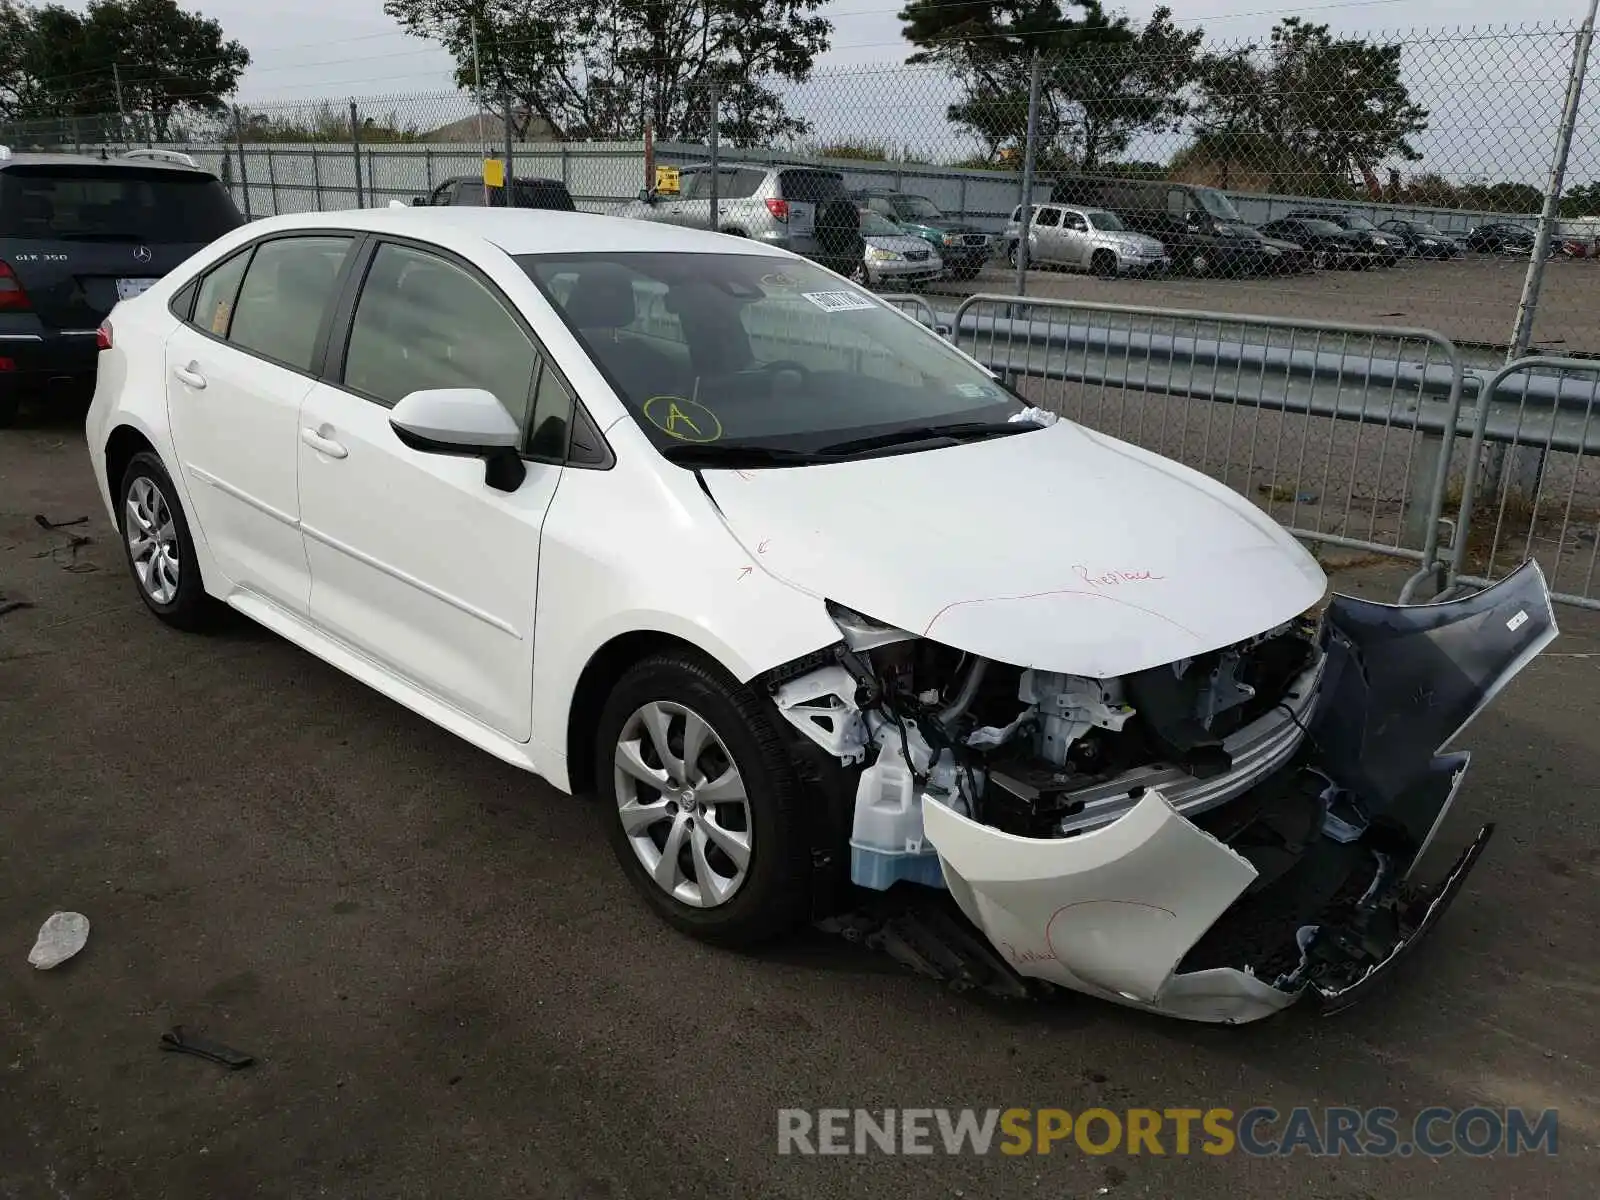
921;561;1557;1023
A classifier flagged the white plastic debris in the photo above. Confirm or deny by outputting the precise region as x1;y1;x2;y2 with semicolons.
28;912;89;969
1009;406;1060;426
388;199;409;209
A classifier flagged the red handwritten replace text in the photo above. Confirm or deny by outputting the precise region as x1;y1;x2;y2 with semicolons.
1072;564;1166;588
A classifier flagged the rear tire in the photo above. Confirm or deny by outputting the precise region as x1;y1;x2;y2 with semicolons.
117;451;213;631
596;652;812;949
0;393;17;428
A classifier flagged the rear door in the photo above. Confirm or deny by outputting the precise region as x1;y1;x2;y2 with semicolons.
0;163;243;331
164;232;358;616
1031;206;1063;263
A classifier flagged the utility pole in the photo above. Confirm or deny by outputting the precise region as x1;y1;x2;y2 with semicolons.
472;21;489;204
113;64;127;145
1013;50;1043;297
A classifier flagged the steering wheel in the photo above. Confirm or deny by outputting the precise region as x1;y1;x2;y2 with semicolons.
748;359;813;381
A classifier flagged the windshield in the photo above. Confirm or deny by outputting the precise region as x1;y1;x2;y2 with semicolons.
894;195;944;221
519;252;1019;456
0;165;241;241
1194;188;1242;221
1297;219;1343;236
859;211;904;237
1345;214;1378;230
1414;223;1447;236
1085;210;1125;231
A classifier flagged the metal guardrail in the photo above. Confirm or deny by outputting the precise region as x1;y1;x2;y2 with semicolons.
1448;357;1600;610
947;294;1468;603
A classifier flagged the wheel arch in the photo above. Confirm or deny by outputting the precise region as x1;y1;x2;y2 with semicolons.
564;629;730;797
104;423;160;515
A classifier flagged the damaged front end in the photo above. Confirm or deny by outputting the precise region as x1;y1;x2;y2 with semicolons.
765;561;1557;1023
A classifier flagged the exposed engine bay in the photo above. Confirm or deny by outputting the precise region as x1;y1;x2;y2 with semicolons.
762;560;1558;1023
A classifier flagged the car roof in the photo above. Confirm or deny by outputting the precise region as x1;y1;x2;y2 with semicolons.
0;149;207;174
239;207;793;258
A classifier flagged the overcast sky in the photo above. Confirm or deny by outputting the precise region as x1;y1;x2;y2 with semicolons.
56;0;1588;100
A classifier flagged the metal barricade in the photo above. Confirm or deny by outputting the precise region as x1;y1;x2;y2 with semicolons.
1445;357;1600;610
948;294;1467;600
878;293;942;332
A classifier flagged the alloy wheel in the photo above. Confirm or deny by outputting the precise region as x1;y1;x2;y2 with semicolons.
125;476;180;606
613;701;753;908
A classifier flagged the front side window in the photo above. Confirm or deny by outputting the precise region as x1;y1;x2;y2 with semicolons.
1062;212;1088;232
342;242;537;423
519;252;1020;457
227;235;353;372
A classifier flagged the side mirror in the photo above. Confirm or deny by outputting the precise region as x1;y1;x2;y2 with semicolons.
389;387;526;492
638;188;657;204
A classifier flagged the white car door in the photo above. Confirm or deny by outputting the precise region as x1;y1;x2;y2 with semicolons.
1030;206;1063;264
164;233;357;616
1059;210;1092;269
296;239;566;741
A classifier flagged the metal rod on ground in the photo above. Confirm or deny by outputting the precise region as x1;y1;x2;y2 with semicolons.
232;105;251;220
1498;0;1597;500
350;100;364;209
1013;50;1042;300
707;78;720;232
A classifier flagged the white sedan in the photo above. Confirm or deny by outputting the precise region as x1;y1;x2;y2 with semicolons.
87;208;1556;1023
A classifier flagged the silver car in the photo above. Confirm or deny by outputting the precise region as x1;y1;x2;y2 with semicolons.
1004;204;1169;277
617;164;863;277
853;210;944;288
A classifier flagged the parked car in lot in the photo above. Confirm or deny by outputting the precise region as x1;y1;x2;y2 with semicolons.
86;205;1559;1025
1465;221;1537;255
1257;217;1378;270
1232;224;1311;274
1049;176;1275;277
1003;203;1169;277
413;175;577;211
853;189;993;280
1285;209;1404;265
0;145;245;426
1376;219;1464;259
616;164;862;277
854;209;943;288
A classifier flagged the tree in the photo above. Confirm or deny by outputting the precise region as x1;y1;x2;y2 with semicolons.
383;0;831;145
1194;19;1427;194
898;0;1201;170
0;0;249;140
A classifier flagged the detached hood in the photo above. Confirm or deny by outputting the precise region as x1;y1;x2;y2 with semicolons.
700;421;1327;677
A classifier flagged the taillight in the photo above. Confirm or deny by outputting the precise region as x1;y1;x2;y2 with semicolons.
97;321;113;351
0;261;29;311
765;197;790;222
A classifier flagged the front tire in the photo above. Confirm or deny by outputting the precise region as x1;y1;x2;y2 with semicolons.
596;653;812;948
1091;249;1119;279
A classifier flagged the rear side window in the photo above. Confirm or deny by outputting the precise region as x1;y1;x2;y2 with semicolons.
0;165;242;241
1035;208;1061;228
728;169;764;199
778;170;846;202
227;236;353;372
193;249;252;336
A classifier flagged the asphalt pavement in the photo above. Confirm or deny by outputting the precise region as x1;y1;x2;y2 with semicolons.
3;414;1597;1198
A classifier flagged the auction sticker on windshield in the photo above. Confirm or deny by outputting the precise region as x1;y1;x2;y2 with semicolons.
801;291;876;313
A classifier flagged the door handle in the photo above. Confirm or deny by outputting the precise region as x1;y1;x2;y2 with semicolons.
173;361;207;389
300;427;348;459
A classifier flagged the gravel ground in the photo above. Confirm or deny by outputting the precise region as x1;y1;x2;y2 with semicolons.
3;414;1598;1199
